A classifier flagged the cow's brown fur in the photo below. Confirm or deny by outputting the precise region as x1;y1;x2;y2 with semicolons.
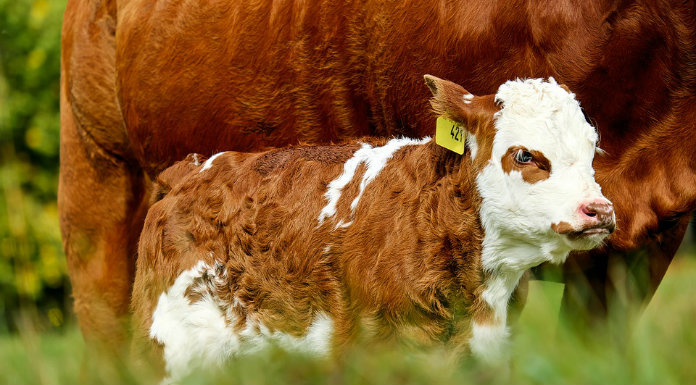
61;0;696;351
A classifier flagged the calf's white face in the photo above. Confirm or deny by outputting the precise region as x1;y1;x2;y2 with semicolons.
477;78;614;264
425;75;615;269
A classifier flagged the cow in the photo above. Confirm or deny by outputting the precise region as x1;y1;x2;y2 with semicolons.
59;0;696;354
130;76;615;379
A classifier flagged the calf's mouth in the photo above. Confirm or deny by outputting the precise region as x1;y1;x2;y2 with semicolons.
552;220;615;240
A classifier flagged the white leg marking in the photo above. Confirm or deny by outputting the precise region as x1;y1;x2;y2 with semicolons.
468;271;523;364
150;262;334;380
199;152;226;173
318;137;431;225
469;322;510;364
480;272;523;321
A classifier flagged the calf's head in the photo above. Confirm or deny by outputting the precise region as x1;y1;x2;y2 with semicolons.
425;75;614;266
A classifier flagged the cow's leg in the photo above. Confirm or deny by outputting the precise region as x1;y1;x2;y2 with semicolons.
59;95;149;355
60;0;150;356
560;215;691;340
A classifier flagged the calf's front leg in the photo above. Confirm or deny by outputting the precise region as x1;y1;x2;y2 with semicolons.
469;271;525;364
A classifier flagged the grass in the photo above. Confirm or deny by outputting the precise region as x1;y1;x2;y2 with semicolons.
1;250;695;385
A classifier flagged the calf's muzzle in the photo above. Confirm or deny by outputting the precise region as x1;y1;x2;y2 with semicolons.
578;200;615;235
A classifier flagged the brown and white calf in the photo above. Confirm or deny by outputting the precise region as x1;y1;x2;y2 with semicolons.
131;76;615;379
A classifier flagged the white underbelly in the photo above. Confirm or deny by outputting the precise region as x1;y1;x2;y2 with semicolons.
149;261;333;380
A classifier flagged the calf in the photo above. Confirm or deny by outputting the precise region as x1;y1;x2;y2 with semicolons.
131;76;614;379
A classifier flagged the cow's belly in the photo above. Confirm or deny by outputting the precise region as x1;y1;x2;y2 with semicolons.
115;0;561;176
116;0;374;175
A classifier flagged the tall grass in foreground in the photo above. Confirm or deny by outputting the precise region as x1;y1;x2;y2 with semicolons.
1;253;695;385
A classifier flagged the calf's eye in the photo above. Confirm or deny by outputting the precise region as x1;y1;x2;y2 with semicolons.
515;150;533;164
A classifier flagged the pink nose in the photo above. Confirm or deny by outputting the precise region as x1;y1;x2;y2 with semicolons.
579;199;615;233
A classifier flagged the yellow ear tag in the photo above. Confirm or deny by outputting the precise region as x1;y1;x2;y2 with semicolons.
435;117;466;155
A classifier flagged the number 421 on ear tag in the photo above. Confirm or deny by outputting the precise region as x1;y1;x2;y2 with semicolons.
435;117;466;154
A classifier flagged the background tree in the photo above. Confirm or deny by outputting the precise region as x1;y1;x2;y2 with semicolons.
0;0;68;332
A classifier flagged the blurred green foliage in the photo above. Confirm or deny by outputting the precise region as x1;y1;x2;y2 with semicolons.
0;0;68;332
1;255;696;385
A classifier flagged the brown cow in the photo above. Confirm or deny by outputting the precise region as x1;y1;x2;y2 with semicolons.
60;0;696;353
131;76;614;379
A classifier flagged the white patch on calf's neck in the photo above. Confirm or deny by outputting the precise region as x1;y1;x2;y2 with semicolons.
199;152;226;172
150;261;334;381
318;137;431;226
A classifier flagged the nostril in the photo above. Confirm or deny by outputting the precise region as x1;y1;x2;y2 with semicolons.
580;200;615;222
581;205;597;217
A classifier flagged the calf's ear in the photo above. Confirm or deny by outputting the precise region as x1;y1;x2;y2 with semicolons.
424;74;472;122
424;75;499;140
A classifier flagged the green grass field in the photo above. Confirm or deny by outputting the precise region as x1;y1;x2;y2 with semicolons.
2;250;694;385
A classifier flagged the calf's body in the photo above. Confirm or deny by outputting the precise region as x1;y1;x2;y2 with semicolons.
132;77;613;378
133;139;484;376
